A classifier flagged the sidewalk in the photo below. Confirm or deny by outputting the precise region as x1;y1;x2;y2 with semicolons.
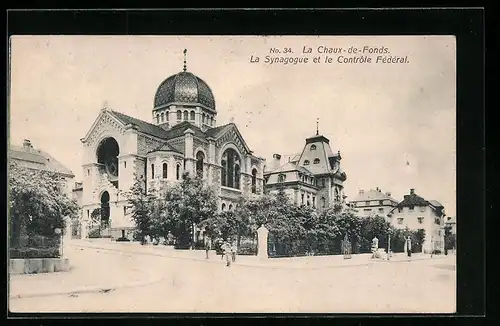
75;239;455;269
69;239;376;270
9;245;164;300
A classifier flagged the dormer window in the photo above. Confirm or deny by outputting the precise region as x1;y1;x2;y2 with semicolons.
304;160;310;165
313;158;320;164
278;174;286;183
310;145;317;150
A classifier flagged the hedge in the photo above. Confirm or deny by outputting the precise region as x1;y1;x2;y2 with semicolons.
10;247;60;259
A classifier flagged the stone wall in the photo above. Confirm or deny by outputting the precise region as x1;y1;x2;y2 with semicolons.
10;258;70;275
137;135;163;156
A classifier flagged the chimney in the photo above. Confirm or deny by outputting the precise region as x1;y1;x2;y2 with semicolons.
272;153;281;170
359;189;364;195
23;139;32;151
410;188;415;195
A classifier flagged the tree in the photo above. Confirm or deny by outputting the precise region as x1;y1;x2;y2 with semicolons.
159;172;218;249
126;174;156;244
9;162;79;251
359;215;392;253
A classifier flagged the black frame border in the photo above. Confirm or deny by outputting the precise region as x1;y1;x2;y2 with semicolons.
4;8;486;322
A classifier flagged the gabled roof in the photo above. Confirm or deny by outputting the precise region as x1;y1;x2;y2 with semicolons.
267;162;313;175
9;145;75;177
164;121;206;140
428;200;444;208
109;110;170;139
397;193;429;207
205;123;232;138
149;142;182;154
351;189;398;203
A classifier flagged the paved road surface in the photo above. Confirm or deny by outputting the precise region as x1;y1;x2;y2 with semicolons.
9;242;456;313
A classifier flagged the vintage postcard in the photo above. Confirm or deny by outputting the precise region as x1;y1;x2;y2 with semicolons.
8;35;456;313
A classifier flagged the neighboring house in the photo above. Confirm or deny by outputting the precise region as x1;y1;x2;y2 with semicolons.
388;188;446;253
349;188;399;219
71;182;84;237
445;216;456;234
9;139;75;198
79;55;265;240
263;131;347;212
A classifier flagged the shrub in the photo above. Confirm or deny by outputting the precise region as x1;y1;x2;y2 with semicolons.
237;243;257;255
88;228;101;238
10;247;60;259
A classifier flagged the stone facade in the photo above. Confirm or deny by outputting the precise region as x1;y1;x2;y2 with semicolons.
78;64;266;238
264;134;347;212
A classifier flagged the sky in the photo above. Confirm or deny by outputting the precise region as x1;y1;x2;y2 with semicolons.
9;35;456;216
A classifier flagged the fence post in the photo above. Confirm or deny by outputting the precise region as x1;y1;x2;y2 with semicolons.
257;225;269;260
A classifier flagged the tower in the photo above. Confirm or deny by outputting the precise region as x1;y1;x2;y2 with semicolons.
152;49;217;131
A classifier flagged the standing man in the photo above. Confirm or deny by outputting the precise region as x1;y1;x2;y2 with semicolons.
231;240;237;263
223;238;232;267
406;236;412;259
204;236;211;259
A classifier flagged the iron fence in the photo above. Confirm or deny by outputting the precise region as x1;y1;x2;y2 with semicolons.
9;233;61;259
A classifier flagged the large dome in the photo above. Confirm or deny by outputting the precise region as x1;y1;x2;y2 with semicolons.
153;71;216;111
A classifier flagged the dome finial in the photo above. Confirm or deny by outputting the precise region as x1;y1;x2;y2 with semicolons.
316;118;319;136
183;49;187;72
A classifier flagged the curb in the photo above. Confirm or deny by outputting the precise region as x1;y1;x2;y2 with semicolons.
70;243;375;271
9;253;166;300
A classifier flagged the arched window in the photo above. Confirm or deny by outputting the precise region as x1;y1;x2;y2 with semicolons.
310;145;317;150
222;203;226;211
234;164;240;189
177;110;182;120
162;163;168;179
304;160;310;165
210;117;214;126
229;204;233;211
251;168;257;193
202;113;206;124
278;173;286;183
221;148;240;189
176;164;181;180
183;111;188;120
321;197;326;208
190;111;195;120
196;151;205;177
313;158;320;164
156;114;160;124
165;111;169;121
151;164;155;179
161;112;165;122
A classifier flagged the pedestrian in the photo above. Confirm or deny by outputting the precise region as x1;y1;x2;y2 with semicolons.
223;238;232;267
407;237;412;259
205;237;211;259
231;241;237;263
218;238;225;260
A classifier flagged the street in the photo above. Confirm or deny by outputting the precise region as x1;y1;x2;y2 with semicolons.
9;241;456;313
